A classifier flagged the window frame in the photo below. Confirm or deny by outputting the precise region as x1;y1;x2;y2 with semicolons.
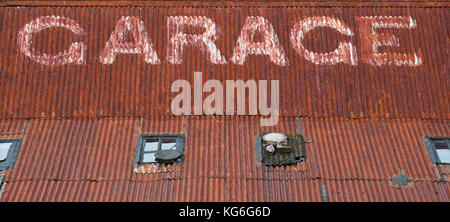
0;139;22;171
135;134;185;167
256;132;306;166
423;137;450;164
0;174;4;199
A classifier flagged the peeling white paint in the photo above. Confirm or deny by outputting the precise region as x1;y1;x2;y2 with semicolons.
17;16;87;66
99;16;160;64
134;163;175;174
357;16;421;66
17;15;423;67
290;16;358;65
167;16;227;64
231;16;288;66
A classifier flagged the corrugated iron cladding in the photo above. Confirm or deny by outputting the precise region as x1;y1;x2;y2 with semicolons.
0;117;448;201
0;119;27;136
7;118;138;181
1;176;448;202
0;7;448;119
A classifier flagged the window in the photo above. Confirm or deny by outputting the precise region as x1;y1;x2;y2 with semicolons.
0;139;22;171
256;132;306;166
424;137;450;164
135;135;185;166
0;174;4;199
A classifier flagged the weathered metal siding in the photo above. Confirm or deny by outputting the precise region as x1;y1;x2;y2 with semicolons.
6;118;138;181
0;119;27;137
0;117;448;201
0;6;448;119
1;179;448;202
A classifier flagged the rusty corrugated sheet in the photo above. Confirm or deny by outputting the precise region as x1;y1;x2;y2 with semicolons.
0;6;448;119
2;1;448;7
0;119;27;137
0;117;448;201
7;118;138;181
0;1;448;202
1;178;448;202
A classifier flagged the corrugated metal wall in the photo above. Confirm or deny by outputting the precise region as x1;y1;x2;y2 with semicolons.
0;3;448;202
0;117;448;201
0;6;447;119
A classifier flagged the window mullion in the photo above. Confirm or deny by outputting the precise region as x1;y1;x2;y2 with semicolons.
140;137;146;163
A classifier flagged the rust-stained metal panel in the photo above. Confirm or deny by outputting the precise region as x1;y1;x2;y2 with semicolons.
1;1;448;8
0;180;91;202
0;1;448;202
1;179;448;202
7;118;139;181
0;6;448;119
0;117;448;201
0;119;27;137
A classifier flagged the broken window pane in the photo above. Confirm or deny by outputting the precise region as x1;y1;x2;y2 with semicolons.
0;143;12;161
161;142;177;150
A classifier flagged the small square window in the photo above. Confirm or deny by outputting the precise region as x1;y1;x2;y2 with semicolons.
135;135;185;166
0;140;22;171
424;137;450;164
256;132;306;166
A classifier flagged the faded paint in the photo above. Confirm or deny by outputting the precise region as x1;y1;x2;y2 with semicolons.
166;16;227;64
357;16;422;66
0;3;448;203
231;16;288;66
16;15;425;67
17;16;87;66
134;163;178;174
100;16;160;64
4;7;446;121
290;16;357;65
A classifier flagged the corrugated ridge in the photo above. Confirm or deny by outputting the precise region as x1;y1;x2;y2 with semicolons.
2;1;449;8
0;7;448;119
1;179;448;202
7;118;138;181
0;117;446;184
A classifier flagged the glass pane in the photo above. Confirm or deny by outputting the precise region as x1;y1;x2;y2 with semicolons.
161;142;177;150
144;141;159;152
0;142;12;161
436;149;450;164
142;153;156;163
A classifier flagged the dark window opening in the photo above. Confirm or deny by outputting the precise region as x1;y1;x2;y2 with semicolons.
0;139;22;171
135;135;185;167
256;132;306;166
424;137;450;164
